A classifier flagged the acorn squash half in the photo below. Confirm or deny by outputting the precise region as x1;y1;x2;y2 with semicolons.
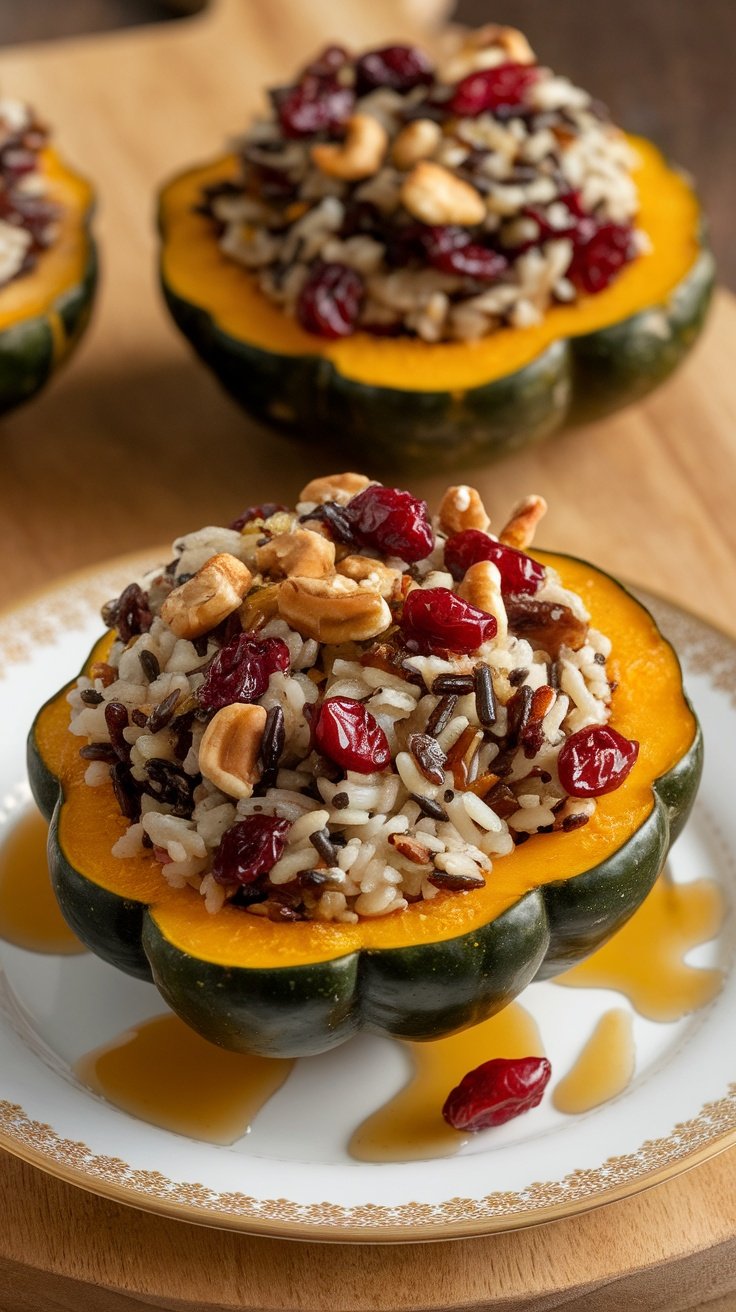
0;147;97;416
27;553;702;1057
158;137;713;467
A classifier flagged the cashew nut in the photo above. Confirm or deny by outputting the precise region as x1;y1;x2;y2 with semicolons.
299;472;372;505
438;485;490;535
199;703;267;800
311;115;388;181
337;554;402;599
499;494;547;549
400;161;486;226
160;553;252;639
458;560;507;641
256;529;335;580
392;118;442;171
277;575;391;643
441;24;535;82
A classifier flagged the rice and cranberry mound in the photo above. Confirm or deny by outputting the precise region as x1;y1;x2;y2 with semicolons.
68;475;639;924
201;26;647;343
0;100;60;287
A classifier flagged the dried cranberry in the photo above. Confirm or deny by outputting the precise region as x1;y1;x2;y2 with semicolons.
229;502;288;530
303;44;350;79
212;817;291;886
450;63;539;117
344;485;433;562
557;725;639;798
443;1056;551;1131
273;75;354;139
296;262;364;339
356;44;434;94
444;531;545;596
420;226;508;281
102;583;152;643
568;221;636;294
313;697;391;774
401;587;497;653
198;633;290;711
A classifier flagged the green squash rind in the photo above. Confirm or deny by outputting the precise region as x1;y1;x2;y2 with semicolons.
26;569;703;1057
0;225;97;418
159;235;714;470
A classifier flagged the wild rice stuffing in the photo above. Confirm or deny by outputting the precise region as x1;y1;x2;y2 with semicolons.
68;475;623;924
200;28;648;343
0;100;59;287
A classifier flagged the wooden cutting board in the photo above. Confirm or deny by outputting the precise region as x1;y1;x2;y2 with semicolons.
1;3;736;1309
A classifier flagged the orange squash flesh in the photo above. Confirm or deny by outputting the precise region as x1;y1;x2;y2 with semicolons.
159;136;702;393
33;553;696;969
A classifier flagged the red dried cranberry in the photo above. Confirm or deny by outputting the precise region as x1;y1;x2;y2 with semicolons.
558;725;639;798
303;44;350;79
212;817;291;886
229;503;288;530
449;63;539;117
444;531;545;596
401;587;497;653
296;262;364;339
356;44;434;94
568;221;636;294
313;697;391;774
198;634;290;711
344;485;434;562
420;226;508;281
273;75;354;139
443;1056;551;1131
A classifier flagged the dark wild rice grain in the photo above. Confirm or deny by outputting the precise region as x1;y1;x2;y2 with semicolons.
408;732;447;785
426;693;457;737
474;662;496;727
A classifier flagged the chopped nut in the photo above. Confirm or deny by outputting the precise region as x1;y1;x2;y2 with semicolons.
388;833;433;865
299;472;372;505
400;161;486;226
160;553;252;639
438;485;490;534
499;495;547;550
458;559;507;641
198;703;267;799
392;118;442;171
256;529;335;580
337;554;401;599
90;661;116;687
311;114;388;181
441;23;535;81
277;576;391;643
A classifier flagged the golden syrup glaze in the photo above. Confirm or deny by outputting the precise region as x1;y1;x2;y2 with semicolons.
0;809;84;955
74;1013;293;1145
553;1008;635;1115
555;873;726;1021
350;1002;543;1162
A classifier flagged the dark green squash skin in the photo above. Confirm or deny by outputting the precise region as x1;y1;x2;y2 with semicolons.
0;239;98;417
160;241;713;470
26;575;703;1058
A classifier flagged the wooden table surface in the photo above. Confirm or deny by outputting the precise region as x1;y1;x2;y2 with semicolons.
1;2;735;1309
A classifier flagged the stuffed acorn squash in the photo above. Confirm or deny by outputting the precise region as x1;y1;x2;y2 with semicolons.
0;99;97;416
158;28;713;465
28;476;702;1057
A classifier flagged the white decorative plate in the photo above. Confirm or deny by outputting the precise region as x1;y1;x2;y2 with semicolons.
0;554;734;1242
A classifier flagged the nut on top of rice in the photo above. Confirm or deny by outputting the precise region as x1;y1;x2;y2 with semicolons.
68;475;637;924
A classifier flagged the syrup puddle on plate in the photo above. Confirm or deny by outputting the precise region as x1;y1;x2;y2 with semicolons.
349;1001;542;1162
553;1008;635;1115
75;1013;294;1144
0;808;84;955
555;873;726;1021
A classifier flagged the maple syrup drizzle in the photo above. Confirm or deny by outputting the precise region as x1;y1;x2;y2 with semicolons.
553;1008;635;1114
555;874;725;1021
349;1002;543;1162
0;808;84;955
74;1013;294;1145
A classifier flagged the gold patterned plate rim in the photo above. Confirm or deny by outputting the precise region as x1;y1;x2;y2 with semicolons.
0;552;734;1243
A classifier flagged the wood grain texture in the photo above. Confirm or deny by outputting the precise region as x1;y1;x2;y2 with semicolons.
0;2;735;1309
